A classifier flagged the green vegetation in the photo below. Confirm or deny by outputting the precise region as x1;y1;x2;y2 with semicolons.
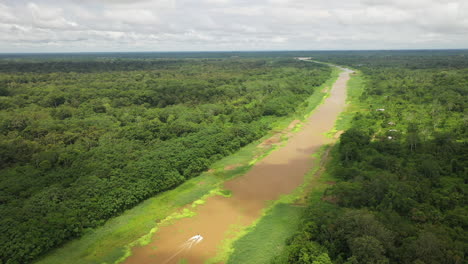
0;57;332;264
204;66;342;264
274;54;467;264
301;67;341;118
42;63;337;264
34;135;263;264
227;204;304;264
2;50;467;264
224;145;338;264
335;71;365;131
34;60;337;264
224;67;362;264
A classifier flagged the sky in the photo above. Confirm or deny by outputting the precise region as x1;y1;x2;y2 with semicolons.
0;0;467;53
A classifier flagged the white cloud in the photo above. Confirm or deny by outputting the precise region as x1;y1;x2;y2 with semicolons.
103;9;159;25
0;0;466;52
0;3;17;23
27;3;79;29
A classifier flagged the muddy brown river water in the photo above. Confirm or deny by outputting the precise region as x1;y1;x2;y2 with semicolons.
124;67;353;264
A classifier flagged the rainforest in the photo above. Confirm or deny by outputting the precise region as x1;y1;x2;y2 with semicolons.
0;50;467;264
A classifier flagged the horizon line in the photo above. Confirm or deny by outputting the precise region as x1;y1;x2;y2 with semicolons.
1;48;468;55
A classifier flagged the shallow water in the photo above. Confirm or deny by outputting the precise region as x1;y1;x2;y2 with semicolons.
123;67;353;264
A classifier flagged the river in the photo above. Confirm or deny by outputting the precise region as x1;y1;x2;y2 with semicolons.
123;66;353;264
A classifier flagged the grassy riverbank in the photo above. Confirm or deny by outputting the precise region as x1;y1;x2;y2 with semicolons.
226;204;304;264
334;70;366;131
223;69;365;264
35;66;340;264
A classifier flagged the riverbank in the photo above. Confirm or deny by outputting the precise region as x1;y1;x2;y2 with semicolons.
35;67;340;264
122;67;352;264
224;69;365;264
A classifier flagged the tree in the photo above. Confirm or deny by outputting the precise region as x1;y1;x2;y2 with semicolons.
348;236;389;264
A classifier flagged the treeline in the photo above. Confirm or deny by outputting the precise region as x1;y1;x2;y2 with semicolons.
312;50;468;69
0;58;331;264
275;57;467;263
0;59;184;73
2;50;467;66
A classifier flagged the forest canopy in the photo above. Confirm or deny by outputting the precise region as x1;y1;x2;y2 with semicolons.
0;57;331;264
1;50;467;264
274;53;467;264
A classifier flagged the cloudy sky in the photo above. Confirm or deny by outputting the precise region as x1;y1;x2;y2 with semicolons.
0;0;467;52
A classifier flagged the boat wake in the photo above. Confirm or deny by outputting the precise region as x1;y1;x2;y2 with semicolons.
162;234;204;264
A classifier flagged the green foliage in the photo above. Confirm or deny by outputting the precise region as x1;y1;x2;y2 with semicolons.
226;204;304;264
0;58;331;264
271;221;332;264
34;133;271;264
274;53;467;264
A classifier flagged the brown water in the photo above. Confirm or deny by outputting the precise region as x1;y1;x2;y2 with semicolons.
123;67;353;264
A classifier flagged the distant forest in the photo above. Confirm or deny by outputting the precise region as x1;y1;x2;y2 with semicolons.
0;57;331;263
